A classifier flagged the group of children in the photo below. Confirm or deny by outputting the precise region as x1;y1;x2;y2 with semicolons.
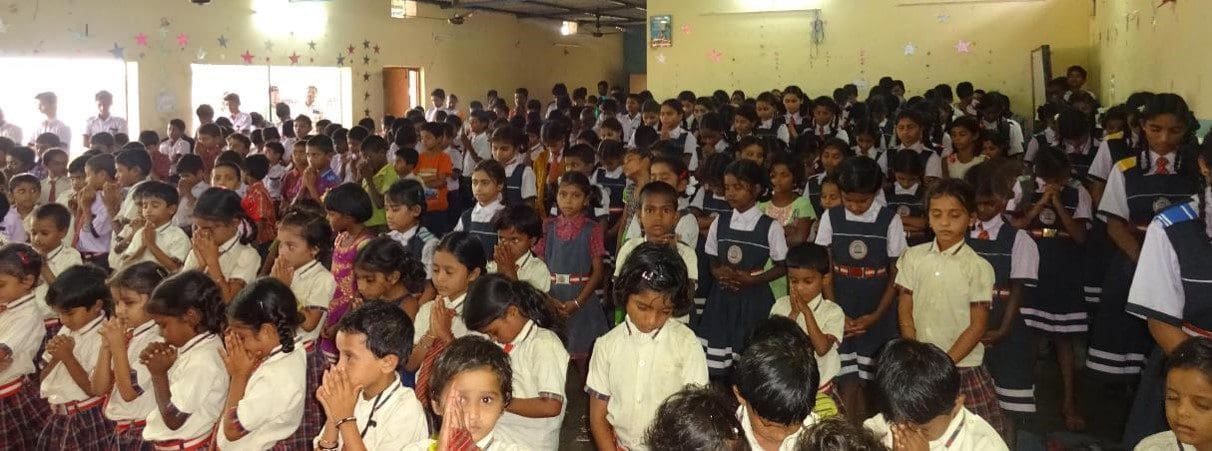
0;67;1211;450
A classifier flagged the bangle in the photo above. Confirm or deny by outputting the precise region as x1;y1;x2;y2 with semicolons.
335;416;358;429
317;440;339;450
574;299;582;308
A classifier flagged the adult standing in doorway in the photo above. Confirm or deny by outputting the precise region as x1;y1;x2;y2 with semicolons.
83;90;128;148
224;93;252;133
34;92;71;151
0;107;22;144
303;85;325;123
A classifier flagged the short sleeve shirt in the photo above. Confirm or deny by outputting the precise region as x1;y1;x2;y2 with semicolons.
895;241;995;367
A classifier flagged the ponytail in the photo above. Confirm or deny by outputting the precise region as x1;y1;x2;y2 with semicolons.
464;274;564;335
227;277;302;353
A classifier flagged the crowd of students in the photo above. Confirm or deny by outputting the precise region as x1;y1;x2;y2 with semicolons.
0;65;1211;450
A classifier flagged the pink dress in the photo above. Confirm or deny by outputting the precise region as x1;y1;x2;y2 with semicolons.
318;231;373;362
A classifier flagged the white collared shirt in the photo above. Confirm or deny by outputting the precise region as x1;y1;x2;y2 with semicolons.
266;163;288;201
494;321;569;450
0;294;45;383
227;111;252;133
456;198;505;231
759;118;792;145
1098;150;1180;221
619;112;642;142
0;208;26;245
896;240;995;368
624;212;700;249
35;118;72;150
215;346;306;450
402;431;528;451
40;176;72;205
813;204;908;258
1136;430;1197;451
413;293;472;344
981;118;1025;156
585;316;709;451
0;121;22;144
34;245;82;320
104;321;161;421
85;114;128;138
704;205;789;261
877;142;943;179
738;406;819;451
181;234;262;285
503;156;538;200
159;138;192;157
769;294;844;386
317;375;429;450
143;333;229;441
969;215;1039;281
864;407;1008;451
173;182;211;229
292;260;337;344
463;131;492;172
40;315;105;404
1127;192;1212;326
487;252;551;293
388;225;438;280
113;221;191;271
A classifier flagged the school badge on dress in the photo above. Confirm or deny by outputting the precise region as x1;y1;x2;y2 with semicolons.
1153;197;1172;213
1039;208;1057;225
727;244;744;264
897;205;911;217
849;240;868;260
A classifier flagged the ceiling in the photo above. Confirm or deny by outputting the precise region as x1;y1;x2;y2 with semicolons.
412;0;648;26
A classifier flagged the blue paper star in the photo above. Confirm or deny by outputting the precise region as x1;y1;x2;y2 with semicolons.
109;42;125;59
336;54;345;66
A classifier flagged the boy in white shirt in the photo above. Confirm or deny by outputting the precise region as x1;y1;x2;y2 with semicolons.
34;92;71;151
863;339;1009;451
83;90;127;147
112;181;190;272
488;205;550;293
158;119;192;161
31;204;83;327
171;155;209;230
734;317;822;451
769;243;845;418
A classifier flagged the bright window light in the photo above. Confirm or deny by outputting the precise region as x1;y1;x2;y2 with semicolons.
191;64;352;131
560;21;579;36
0;57;135;155
252;0;329;40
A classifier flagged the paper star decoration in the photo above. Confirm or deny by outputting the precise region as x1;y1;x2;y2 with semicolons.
955;40;973;53
176;33;189;48
196;48;206;60
362;39;370;50
264;40;274;51
936;13;950;23
707;49;723;62
681;24;692;34
217;35;228;48
363;91;371;100
373;44;380;54
656;53;666;64
160;17;171;28
347;44;355;55
307;41;317;51
903;42;916;56
288;52;300;65
364;108;371;117
363;55;371;65
362;72;370;82
109;42;125;59
241;50;255;64
337;54;346;66
134;32;149;47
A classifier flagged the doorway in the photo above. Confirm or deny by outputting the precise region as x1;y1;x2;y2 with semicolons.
383;67;422;117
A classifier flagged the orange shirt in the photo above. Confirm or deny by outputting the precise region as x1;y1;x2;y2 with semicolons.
416;150;452;212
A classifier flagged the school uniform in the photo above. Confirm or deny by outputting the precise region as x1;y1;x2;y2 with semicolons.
1064;137;1102;182
619;112;642;143
591;166;627;219
658;126;701;170
803;121;851;148
864;407;1009;451
814;204;906;380
173;181;211;229
0;208;25;244
623;212;699;248
756;118;791;145
803;172;827;214
37;315;112;449
586;316;709;451
1090;149;1200;378
85;114;128;138
0;120;22;144
487;251;551;293
111;220;192;271
689;187;731;319
456;197;505;257
159;137;192;158
502;155;537;207
615;237;699;324
76;191;113;267
494;320;569;450
1083;135;1139;312
389;225;439;278
854;145;884;163
769;294;845;418
265;163;288;201
142;333;229;448
877;142;943;180
40;175;71;205
885;182;932;246
540;215;609;358
700;206;787;375
215;345;306;450
969;214;1041;415
35;118;72;150
227;111;252;133
1135;431;1198;451
981;118;1025;156
738;406;819;451
1023;128;1059;164
105;321;161;449
181;234;262;287
1009;177;1092;335
313;374;428;450
414;293;474;344
463;131;492;173
0;293;51;448
402;431;527;451
288;260;337;346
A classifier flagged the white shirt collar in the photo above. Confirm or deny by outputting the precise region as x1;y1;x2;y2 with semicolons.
293;259;322;278
733;204;762;222
218;234;240;255
971;214;1006;240
70;315;105;337
178;332;215;354
397;225;420;241
444;293;467;311
600;166;624;178
929;239;967;255
624;315;662;339
760;118;774;128
894;182;920;195
737;405;817;450
900;141;927;152
505;320;536;348
3;293;36;312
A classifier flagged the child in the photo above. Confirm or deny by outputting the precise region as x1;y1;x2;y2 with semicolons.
75;153;116;269
264;141;288;202
407;232;484;400
315;302;429;450
195;123;224;175
770;243;845;417
616;146;653;248
405;336;525;450
534;119;571;214
1007;147;1091;430
700;159;787;376
734;317;822;449
1136;338;1212;449
863;339;1009;450
1056;108;1100;183
614;181;700;301
10;173;40;238
300;135;342;202
878;109;943;183
226;133;252;157
587;243;708;451
455;159;506;257
0;244;50;447
113;181;190;272
735;136;772;168
805;96;851;148
357;135;397;231
887;149;932;246
31;203;81;330
281;140;309;208
978;92;1025;157
644;385;746;451
37;264;112;449
416;122;454;234
321;183;375;362
489;204;551;293
355;236;428;320
386;179;439;282
159;119;192;162
655;99;701;169
393;146;421;183
807;175;841;244
813;156;905;419
945;116;987;180
97;262;168;448
851;120;885;161
562;144;613;220
172;154;209;230
763;152;816;246
464;274;569;449
804;138;852;215
795;418;884;451
211;160;242;192
965;164;1041;422
140;270;229;449
489;126;535;208
183;187;262;302
754;92;791;145
217;278;306;449
242;154;278;250
895;178;1010;441
593;140;628;238
272;211;336;348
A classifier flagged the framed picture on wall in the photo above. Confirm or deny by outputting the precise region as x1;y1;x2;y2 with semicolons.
650;15;672;48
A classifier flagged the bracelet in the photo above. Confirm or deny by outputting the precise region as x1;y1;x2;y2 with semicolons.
574;299;582;308
317;440;339;450
334;416;358;429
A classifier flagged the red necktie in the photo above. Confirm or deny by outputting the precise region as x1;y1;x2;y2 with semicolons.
47;178;57;204
1156;157;1170;175
977;223;990;240
414;337;448;406
503;343;514;354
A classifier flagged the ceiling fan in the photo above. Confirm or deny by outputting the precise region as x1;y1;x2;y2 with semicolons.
581;13;624;37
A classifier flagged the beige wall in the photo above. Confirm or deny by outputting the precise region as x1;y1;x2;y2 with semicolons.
0;0;623;132
644;0;1092;117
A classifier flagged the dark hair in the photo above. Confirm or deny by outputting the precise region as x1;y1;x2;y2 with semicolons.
926;178;976;214
46;264;112;315
213;161;242;183
1167;337;1212;377
889;146;925;177
0;243;43;282
875;339;960;425
464;273;563;333
385;179;427;213
1033;146;1071;180
278;211;335;264
395;146;419;166
1056;108;1093;141
556;170;599;212
227;278;302;353
472;159;507;186
260;127;281;143
645;385;747;451
33;203;71;232
306;134;335;154
337;302;415;370
198;123;222;138
651;154;689;183
137;128;160;146
564;143;596;167
355;236;427;294
735;317;819;424
699;152;734;188
614;242;693;316
133;180;180;207
322;183;373;223
494;204;542;238
785;242;830;274
639;180;681;208
348;125;371;143
175;154;204;175
90;132;115;148
109;261;170;296
226;133;251;150
8;173;39;192
795;418;885;451
34;133;61;147
1066;65;1088;77
147;270;226;333
633;127;660;151
244;154;270;180
490;126;528;150
723;159;770;202
436;231;488;273
836;156;883;194
428;335;514;406
8;146;35;169
194;188;256;244
86;153;117;179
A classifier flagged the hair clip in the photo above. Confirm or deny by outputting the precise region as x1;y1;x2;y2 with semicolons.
642;270;656;281
16;252;28;265
1138;105;1147;113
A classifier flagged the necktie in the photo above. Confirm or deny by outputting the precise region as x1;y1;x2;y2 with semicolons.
1157;157;1170;175
977;223;990;240
47;178;57;204
503;343;515;354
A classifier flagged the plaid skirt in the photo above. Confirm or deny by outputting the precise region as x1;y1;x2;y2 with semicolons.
0;377;50;448
280;346;327;448
36;401;116;450
113;421;153;450
959;366;1012;444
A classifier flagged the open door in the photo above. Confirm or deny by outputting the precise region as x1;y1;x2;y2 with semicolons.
383;67;422;117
